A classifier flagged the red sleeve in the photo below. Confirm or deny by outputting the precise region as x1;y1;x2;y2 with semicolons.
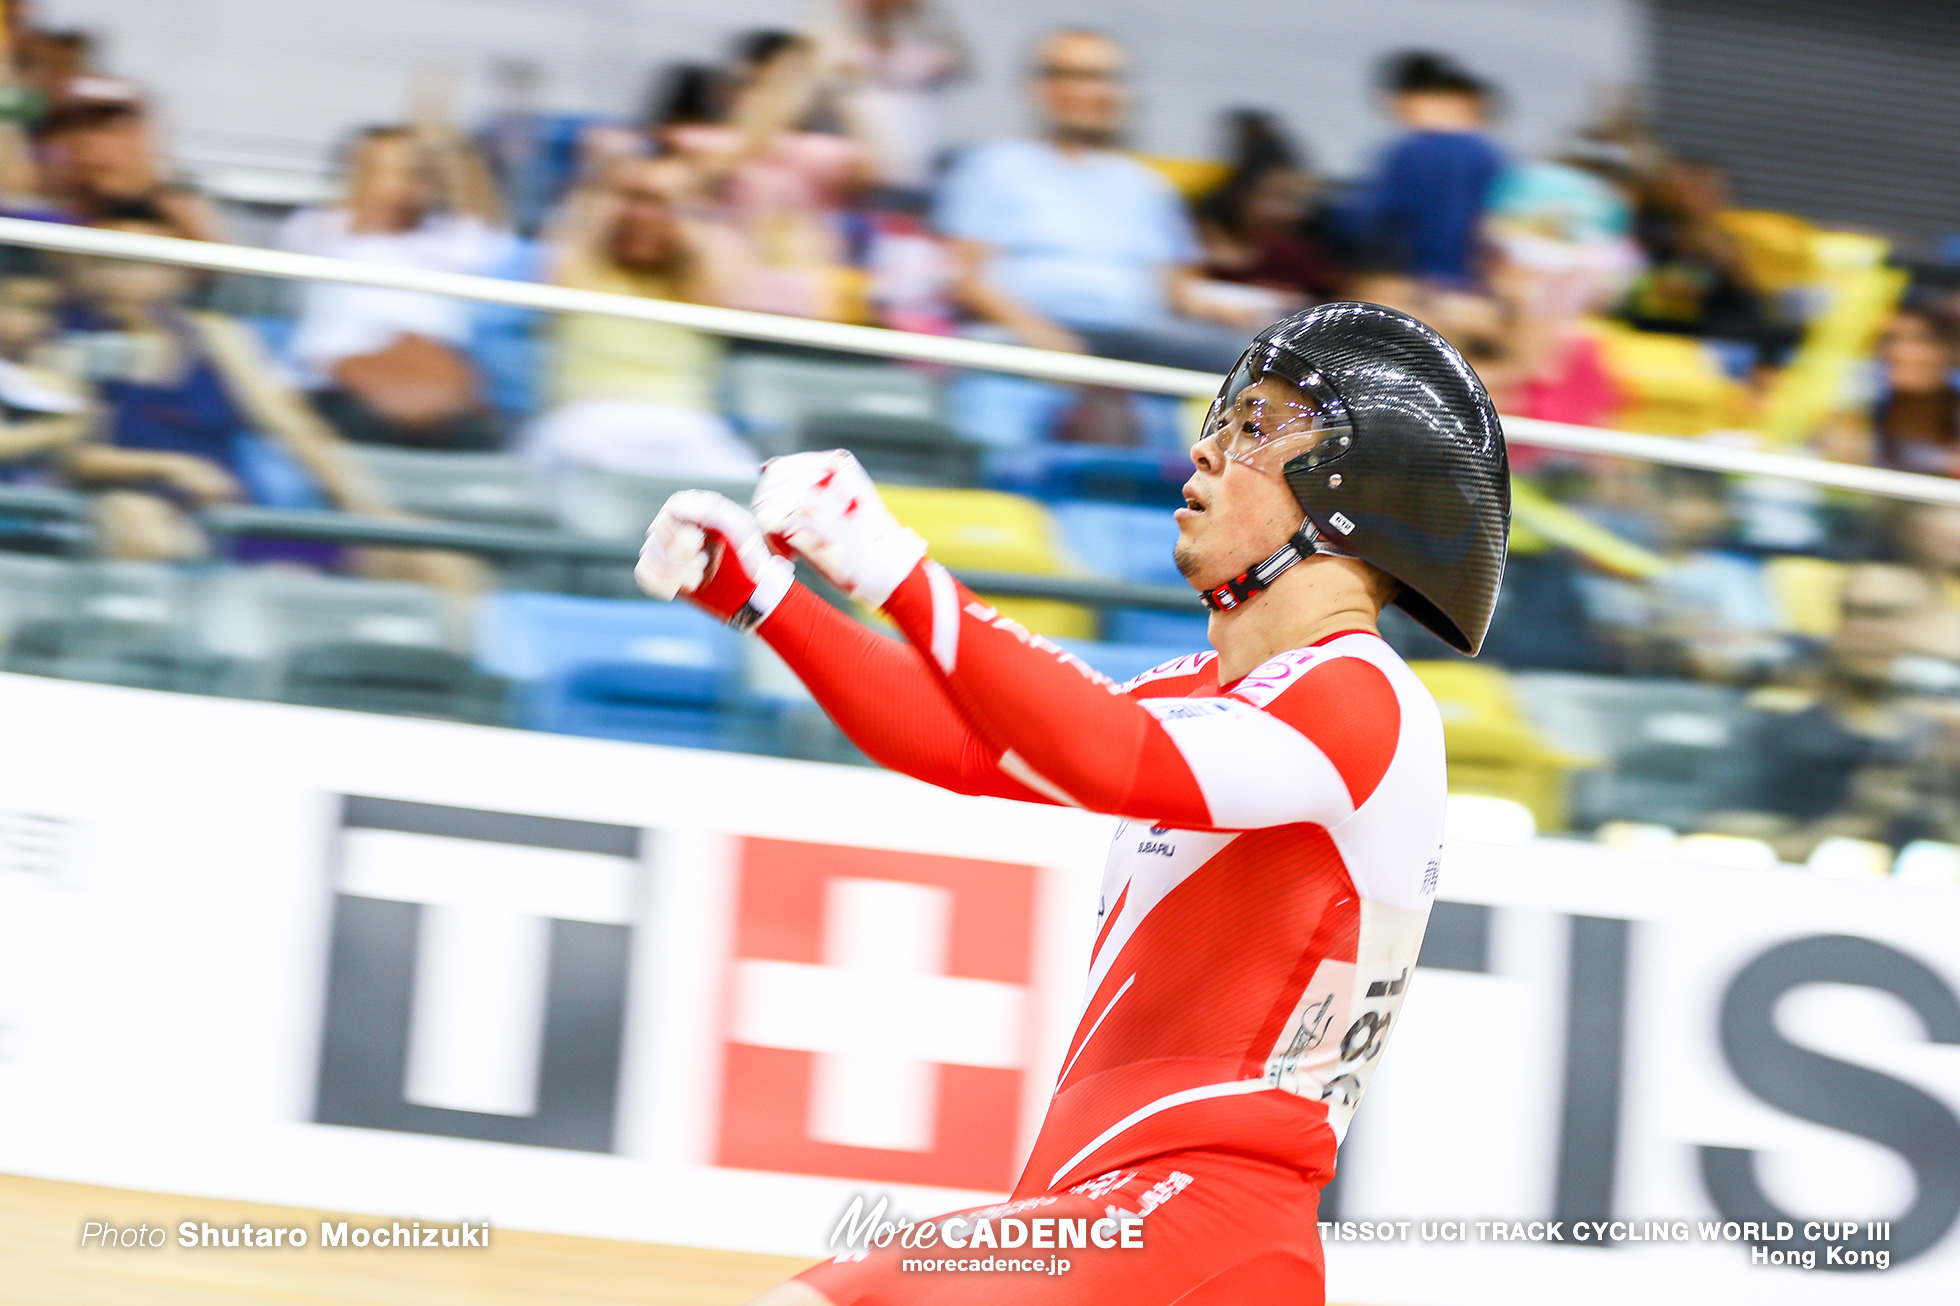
757;583;1051;804
879;562;1214;824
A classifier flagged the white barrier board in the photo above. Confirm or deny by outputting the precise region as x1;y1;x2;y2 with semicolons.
0;674;1955;1303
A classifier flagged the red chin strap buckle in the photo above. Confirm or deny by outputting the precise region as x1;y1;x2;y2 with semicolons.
1198;523;1325;613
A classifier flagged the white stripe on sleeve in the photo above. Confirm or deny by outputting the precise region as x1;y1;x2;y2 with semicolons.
1139;696;1354;830
927;560;960;673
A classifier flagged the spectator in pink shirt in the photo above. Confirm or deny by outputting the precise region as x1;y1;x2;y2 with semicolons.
655;32;873;321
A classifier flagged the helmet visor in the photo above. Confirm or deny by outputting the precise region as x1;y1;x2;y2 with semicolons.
1200;357;1354;475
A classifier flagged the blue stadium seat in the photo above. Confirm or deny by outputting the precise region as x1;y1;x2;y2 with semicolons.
476;591;760;750
947;376;1189;453
944;372;1072;449
1103;608;1211;647
243;314;296;362
1052;500;1185;585
470;238;549;418
1050;500;1210;648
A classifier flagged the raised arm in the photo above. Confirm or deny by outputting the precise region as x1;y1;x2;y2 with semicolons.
752;452;1395;829
879;561;1394;828
760;582;1054;802
638;490;1050;804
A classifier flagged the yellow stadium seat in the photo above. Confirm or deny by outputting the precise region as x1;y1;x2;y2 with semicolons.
878;486;1096;638
1763;555;1845;636
1410;661;1587;831
1754;233;1904;447
1594;320;1749;436
1716;210;1821;294
1132;154;1231;201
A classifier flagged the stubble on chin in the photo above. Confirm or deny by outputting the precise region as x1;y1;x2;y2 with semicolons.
1173;538;1203;580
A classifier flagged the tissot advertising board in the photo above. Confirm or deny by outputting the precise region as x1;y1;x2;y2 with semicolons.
0;674;1953;1303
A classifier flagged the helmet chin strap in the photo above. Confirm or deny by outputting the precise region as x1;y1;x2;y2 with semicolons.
1198;519;1339;612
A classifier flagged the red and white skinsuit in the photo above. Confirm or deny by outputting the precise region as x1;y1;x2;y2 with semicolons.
739;549;1448;1305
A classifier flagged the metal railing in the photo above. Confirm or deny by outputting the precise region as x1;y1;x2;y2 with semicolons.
198;505;1200;611
10;215;1958;500
10;214;1960;613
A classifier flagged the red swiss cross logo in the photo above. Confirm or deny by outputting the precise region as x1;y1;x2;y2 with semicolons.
716;837;1039;1190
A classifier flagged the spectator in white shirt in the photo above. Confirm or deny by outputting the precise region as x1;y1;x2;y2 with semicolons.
279;86;516;451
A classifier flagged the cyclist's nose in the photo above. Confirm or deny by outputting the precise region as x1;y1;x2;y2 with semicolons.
1190;433;1226;474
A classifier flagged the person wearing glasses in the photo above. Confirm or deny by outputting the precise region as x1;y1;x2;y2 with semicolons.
638;303;1510;1305
934;29;1270;371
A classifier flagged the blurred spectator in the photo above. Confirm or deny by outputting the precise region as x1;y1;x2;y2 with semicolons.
1699;563;1958;858
474;58;590;240
1194;110;1344;307
659;32;871;320
1480;159;1638;428
1620;156;1795;366
1473;546;1618;673
524;157;758;480
1861;303;1960;476
0;8;53;205
1632;467;1781;679
1341;52;1504;289
647;62;727;158
1349;272;1517;394
58;209;397;561
0;248;85;481
811;0;967;201
1902;501;1960;607
862;203;955;333
31;74;226;239
279;78;514;451
10;14;89;111
935;29;1258;370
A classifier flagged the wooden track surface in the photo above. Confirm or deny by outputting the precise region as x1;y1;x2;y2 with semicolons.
0;1173;817;1305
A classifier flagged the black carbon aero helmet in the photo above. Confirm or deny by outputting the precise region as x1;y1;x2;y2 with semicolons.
1201;302;1510;655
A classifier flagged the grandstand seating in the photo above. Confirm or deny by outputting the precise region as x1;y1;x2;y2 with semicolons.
195;568;463;662
1410;661;1583;831
553;465;759;539
1763;554;1845;636
352;447;559;528
0;553;81;642
795;410;984;486
1594;320;1748;436
878;485;1094;638
983;443;1190;508
5;614;216;693
945;371;1073;450
475;590;762;750
1103;608;1211;647
1050;499;1210;647
1512;672;1746;832
723;351;943;457
0;560;495;712
1051;500;1185;585
1;561;218;692
271;642;508;724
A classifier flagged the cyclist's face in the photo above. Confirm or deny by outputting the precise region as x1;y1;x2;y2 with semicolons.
1197;374;1346;475
1175;391;1319;590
